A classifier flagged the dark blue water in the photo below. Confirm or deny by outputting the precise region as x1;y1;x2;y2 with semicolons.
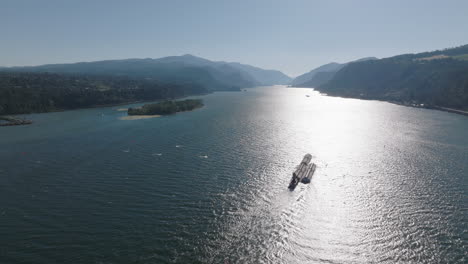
0;86;467;263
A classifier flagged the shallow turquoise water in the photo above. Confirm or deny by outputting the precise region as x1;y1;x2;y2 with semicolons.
0;86;467;263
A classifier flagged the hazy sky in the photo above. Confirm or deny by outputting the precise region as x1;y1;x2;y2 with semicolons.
2;0;468;76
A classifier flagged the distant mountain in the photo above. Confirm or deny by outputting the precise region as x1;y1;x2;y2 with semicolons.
0;55;292;115
298;71;337;88
2;56;248;91
292;57;377;87
318;44;468;110
291;62;343;86
226;62;291;85
2;54;291;90
154;54;291;85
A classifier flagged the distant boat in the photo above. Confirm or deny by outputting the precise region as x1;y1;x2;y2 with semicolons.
306;95;310;97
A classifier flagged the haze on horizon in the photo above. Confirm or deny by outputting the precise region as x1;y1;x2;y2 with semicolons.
2;0;468;77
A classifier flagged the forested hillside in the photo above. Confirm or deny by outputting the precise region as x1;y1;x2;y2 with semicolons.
0;55;294;115
0;72;207;115
317;45;468;110
2;54;291;90
292;57;377;87
226;62;291;85
2;58;248;92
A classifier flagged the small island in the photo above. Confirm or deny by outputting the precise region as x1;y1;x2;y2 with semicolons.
127;99;204;116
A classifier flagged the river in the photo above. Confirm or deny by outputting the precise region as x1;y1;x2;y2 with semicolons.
0;86;466;263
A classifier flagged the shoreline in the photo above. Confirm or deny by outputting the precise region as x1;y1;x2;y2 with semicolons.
431;106;468;116
388;101;468;117
313;90;468;118
0;92;210;127
127;100;204;117
0;116;33;126
0;92;212;118
295;86;468;118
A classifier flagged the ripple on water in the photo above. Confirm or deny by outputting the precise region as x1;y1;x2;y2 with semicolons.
0;87;466;263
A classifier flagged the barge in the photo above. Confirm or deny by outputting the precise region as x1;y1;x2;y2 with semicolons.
288;154;316;190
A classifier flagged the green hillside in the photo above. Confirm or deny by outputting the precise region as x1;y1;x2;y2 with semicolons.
317;45;468;110
0;72;207;115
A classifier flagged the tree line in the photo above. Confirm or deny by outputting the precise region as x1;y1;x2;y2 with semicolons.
0;72;208;115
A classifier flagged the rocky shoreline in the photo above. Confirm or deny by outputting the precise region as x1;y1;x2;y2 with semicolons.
0;116;33;126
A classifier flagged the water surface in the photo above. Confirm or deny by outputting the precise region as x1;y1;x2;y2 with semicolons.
0;86;467;263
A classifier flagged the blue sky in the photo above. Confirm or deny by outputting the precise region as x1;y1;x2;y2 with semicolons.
2;0;468;76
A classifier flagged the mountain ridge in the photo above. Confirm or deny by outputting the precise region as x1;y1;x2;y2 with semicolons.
291;57;377;87
2;54;291;88
318;44;468;110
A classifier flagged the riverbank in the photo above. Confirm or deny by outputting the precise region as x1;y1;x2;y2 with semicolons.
0;92;213;126
432;106;468;116
388;101;468;117
0;91;213;116
314;90;468;118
